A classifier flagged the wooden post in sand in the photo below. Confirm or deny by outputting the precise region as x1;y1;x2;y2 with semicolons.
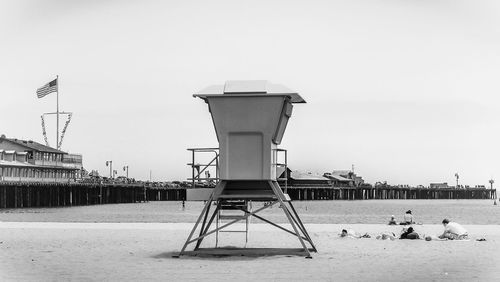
20;186;23;208
27;185;31;207
1;186;5;208
13;185;18;208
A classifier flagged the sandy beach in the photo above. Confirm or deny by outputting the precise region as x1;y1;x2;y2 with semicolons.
1;200;498;224
1;222;499;281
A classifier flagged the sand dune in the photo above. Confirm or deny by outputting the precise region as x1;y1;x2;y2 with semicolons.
1;222;499;281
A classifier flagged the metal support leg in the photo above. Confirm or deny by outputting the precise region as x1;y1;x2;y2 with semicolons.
195;200;213;250
216;205;219;247
279;198;312;258
185;202;276;245
288;201;317;252
270;181;312;258
177;194;213;256
196;202;220;250
234;204;309;241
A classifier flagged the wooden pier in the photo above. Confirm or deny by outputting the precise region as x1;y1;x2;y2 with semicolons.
285;185;497;201
0;181;186;209
0;182;496;209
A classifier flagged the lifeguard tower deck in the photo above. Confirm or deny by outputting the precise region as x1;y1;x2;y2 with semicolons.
177;80;317;258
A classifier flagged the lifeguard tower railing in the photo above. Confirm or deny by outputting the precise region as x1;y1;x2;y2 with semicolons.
187;148;219;188
273;148;288;193
187;148;288;190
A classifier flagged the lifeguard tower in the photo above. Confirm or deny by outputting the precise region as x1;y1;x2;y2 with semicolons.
178;80;317;258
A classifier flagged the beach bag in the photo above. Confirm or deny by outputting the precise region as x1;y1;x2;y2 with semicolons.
406;232;420;240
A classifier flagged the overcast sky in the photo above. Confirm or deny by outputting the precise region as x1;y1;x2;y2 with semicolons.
1;0;499;186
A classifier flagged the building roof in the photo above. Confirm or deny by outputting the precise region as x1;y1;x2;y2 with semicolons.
325;174;352;182
3;138;66;154
290;170;329;181
331;170;352;176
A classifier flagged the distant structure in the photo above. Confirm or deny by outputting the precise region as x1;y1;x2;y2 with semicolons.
430;182;451;189
276;168;366;188
277;168;330;186
0;135;82;182
324;170;365;187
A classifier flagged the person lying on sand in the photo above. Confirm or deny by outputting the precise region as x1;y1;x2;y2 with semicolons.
438;218;468;240
425;235;448;241
388;215;397;225
400;227;420;239
376;232;396;240
340;229;371;239
340;229;358;238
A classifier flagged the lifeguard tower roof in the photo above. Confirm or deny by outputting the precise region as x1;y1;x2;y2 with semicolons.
194;80;306;103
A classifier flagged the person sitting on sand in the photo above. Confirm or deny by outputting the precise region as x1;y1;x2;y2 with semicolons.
400;210;414;225
388;215;397;225
376;232;396;240
438;218;468;240
400;227;420;239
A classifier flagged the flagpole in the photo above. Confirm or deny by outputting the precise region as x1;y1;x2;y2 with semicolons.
56;75;59;150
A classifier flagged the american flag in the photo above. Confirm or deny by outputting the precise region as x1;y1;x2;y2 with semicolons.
36;78;58;98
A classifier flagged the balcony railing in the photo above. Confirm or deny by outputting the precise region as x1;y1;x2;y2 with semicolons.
0;176;77;183
26;154;82;169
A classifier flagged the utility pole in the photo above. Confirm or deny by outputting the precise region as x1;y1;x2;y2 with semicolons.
106;160;113;179
489;179;496;205
56;75;59;149
123;165;129;178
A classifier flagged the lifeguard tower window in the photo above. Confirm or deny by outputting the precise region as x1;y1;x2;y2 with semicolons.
273;100;293;145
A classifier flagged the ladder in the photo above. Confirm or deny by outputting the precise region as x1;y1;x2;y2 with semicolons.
215;200;252;247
